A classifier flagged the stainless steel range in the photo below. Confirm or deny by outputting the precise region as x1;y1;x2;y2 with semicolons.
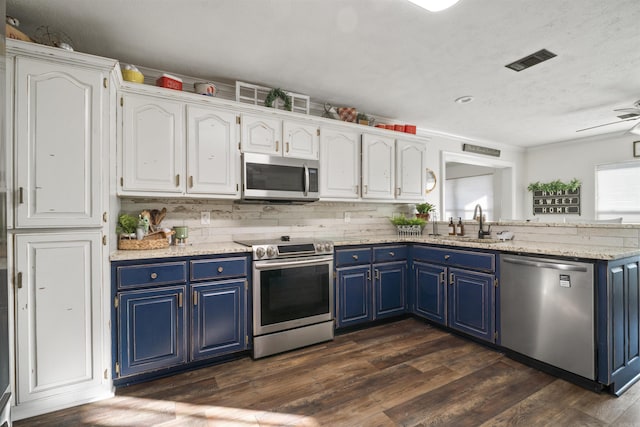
234;236;334;358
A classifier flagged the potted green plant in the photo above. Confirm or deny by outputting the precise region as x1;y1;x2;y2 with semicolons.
415;202;435;220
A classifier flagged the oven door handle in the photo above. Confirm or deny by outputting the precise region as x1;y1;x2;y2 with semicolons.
254;255;333;270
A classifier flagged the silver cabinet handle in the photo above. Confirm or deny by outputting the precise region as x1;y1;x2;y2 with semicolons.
364;185;368;194
176;174;180;187
150;272;158;279
217;266;224;273
275;141;279;152
352;255;359;260
286;142;290;153
375;269;380;280
19;187;24;204
189;176;194;188
389;251;395;257
355;185;359;195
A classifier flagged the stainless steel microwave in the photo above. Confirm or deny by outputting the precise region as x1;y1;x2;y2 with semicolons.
241;153;319;202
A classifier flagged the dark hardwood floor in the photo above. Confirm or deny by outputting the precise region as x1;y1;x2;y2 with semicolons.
16;318;640;426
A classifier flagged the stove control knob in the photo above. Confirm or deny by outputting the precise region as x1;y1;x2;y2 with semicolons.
266;246;277;258
255;247;266;259
324;243;333;252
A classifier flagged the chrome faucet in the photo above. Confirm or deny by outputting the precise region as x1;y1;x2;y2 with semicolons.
473;204;491;239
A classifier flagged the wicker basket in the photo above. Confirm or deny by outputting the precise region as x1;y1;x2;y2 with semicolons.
118;231;171;250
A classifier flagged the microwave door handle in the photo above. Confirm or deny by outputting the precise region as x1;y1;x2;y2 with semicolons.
303;163;309;196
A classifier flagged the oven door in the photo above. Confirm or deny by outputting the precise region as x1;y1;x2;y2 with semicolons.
253;255;333;336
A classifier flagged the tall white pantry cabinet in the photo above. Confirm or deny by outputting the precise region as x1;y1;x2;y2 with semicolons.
6;40;116;419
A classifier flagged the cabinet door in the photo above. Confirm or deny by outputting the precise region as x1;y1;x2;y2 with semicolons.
603;259;640;394
336;265;372;328
396;139;426;201
241;113;282;155
15;57;104;227
283;120;319;159
121;94;185;193
319;127;360;199
374;261;407;319
413;261;447;325
448;268;495;342
118;286;187;377
361;133;395;200
186;106;240;197
15;232;102;403
191;279;247;360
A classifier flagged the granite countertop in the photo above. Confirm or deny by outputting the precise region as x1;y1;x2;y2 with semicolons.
110;235;640;261
110;242;251;261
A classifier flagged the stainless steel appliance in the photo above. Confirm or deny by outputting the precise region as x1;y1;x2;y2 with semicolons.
235;236;334;358
241;153;319;202
500;254;595;379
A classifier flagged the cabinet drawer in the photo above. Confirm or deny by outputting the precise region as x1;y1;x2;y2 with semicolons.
190;257;248;281
373;245;408;263
413;246;495;272
335;247;372;266
116;261;187;289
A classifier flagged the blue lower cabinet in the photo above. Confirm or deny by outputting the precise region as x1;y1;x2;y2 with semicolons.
118;286;187;377
191;279;247;360
448;268;495;342
374;261;407;319
413;261;447;325
336;265;372;328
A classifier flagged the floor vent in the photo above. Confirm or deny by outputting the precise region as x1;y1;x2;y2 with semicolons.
505;49;557;72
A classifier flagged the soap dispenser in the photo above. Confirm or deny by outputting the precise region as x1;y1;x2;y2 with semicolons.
456;217;464;236
448;217;456;235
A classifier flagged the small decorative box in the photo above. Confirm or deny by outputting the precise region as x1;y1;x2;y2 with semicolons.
156;73;183;91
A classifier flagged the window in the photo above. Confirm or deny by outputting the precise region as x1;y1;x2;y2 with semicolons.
595;162;640;222
445;174;494;220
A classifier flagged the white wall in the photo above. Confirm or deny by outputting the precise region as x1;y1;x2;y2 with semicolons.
526;131;639;222
417;131;526;221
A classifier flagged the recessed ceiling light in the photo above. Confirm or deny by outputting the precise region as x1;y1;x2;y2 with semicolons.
455;96;474;104
407;0;460;12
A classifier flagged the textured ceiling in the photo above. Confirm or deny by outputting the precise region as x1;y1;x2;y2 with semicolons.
7;0;640;147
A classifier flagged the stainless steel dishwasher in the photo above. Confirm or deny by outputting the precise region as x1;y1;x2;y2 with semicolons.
500;254;595;379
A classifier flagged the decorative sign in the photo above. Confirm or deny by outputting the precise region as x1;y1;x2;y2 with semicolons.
462;143;501;157
532;187;581;215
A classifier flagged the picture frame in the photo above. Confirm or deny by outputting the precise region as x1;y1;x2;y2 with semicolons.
635;141;640;158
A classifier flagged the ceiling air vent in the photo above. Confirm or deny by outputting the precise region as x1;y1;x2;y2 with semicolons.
505;49;557;72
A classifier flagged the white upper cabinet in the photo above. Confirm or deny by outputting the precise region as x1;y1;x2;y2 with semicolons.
319;127;360;199
241;113;318;159
396;139;426;201
120;93;185;194
186;105;240;197
362;133;395;200
240;113;282;155
14;56;106;227
283;120;319;160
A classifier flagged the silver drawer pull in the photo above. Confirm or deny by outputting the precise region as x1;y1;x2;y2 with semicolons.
444;255;450;260
150;272;158;279
389;251;395;257
217;266;224;273
352;255;359;260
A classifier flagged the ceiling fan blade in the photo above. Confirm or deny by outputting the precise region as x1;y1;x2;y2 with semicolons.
613;108;640;114
576;117;640;132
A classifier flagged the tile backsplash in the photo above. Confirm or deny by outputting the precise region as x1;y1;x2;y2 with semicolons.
120;198;415;243
119;198;640;249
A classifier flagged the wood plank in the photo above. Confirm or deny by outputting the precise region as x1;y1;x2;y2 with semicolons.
15;318;640;427
384;361;555;426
